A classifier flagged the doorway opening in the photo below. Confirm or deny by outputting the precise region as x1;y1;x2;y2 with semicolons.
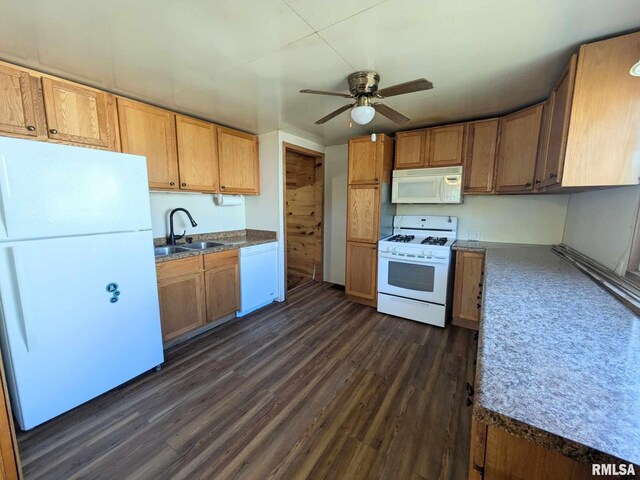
283;143;324;294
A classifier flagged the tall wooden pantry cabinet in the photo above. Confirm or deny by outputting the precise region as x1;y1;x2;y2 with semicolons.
345;134;394;306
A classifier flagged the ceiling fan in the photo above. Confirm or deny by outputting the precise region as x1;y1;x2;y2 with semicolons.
300;71;433;126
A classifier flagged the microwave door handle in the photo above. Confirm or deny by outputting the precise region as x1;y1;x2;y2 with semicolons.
439;178;445;200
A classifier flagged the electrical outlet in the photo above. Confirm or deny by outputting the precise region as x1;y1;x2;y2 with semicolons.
468;231;481;242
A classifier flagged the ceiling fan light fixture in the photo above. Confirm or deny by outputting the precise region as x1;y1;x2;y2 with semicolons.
350;105;375;125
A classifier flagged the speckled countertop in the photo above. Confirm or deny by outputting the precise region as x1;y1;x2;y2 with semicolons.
454;241;640;467
154;229;277;263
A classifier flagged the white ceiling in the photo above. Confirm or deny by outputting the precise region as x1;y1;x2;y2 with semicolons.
0;0;639;145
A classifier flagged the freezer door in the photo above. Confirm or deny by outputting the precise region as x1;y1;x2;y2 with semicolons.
0;137;152;240
0;230;163;430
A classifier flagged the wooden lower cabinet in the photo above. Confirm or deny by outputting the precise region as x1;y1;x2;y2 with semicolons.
452;250;485;330
345;241;377;304
470;418;593;479
0;352;20;480
156;250;240;342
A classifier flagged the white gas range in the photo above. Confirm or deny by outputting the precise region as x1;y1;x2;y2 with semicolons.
377;215;458;327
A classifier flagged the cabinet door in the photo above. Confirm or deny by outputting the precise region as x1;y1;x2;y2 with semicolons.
157;272;205;341
452;251;484;327
464;119;499;194
204;263;239;321
41;77;115;148
541;55;577;188
348;136;381;184
394;130;426;169
0;353;20;480
176;115;219;192
495;104;544;192
0;64;39;137
217;127;260;194
347;184;380;243
345;241;377;301
117;98;178;190
427;124;465;167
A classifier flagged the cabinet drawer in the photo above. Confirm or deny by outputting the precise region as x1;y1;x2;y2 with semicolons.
156;256;202;280
203;248;238;270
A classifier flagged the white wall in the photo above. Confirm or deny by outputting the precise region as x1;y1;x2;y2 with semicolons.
245;130;325;301
149;192;245;238
562;186;640;274
323;144;348;285
397;195;570;244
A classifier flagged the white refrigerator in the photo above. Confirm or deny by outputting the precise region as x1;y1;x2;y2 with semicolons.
0;137;164;430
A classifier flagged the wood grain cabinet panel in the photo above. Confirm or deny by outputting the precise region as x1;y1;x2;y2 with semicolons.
0;353;20;480
562;31;640;187
157;272;205;341
427;124;465;167
176;115;219;193
117;98;178;190
394;130;427;169
217;127;260;195
452;250;485;329
204;263;239;321
347;184;380;243
41;78;115;149
495;104;544;193
345;241;377;301
464;119;499;194
0;64;39;138
348;136;382;183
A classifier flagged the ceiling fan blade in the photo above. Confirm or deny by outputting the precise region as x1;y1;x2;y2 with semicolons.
300;89;353;99
315;104;355;125
376;78;433;98
373;103;411;124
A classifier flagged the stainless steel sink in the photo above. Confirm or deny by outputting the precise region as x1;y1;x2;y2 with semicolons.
154;246;191;256
182;241;224;250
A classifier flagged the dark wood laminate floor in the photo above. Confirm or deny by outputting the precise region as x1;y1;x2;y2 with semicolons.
18;282;477;480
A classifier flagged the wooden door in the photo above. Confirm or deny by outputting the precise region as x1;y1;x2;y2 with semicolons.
157;272;205;341
427;124;465;167
563;32;640;187
345;241;377;301
452;251;484;328
541;55;577;188
495;104;544;192
348;136;381;184
176;115;219;192
118;98;178;190
0;64;39;138
41;77;115;148
347;184;380;243
464;119;499;194
217;127;260;194
285;149;323;291
0;352;20;480
394;130;426;169
204;264;239;321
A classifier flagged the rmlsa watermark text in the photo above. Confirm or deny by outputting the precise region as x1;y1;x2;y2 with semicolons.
592;463;636;476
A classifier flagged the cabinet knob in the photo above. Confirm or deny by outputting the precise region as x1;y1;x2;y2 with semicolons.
477;303;481;309
181;182;186;187
466;397;473;407
535;179;541;184
27;125;36;132
464;185;469;191
169;182;175;186
221;185;226;190
374;185;379;190
466;382;474;396
525;182;532;187
49;128;58;135
549;173;557;179
374;177;379;182
478;282;483;287
477;295;481;299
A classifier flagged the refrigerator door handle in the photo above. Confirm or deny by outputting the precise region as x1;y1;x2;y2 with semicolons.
9;247;37;351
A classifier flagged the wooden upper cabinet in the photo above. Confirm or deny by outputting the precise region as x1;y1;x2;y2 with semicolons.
540;55;577;189
427;124;465;167
563;31;640;187
41;77;116;149
464;119;499;194
217;126;260;195
176;115;219;193
394;130;427;169
347;184;380;243
0;64;39;138
117;98;178;190
345;241;377;301
495;103;544;193
349;135;382;183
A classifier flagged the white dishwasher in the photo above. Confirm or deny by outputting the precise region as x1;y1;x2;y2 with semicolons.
237;241;279;317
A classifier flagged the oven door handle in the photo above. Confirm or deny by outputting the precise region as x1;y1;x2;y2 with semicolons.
378;252;449;264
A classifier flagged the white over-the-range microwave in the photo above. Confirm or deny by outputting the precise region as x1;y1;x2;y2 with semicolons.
391;166;463;204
